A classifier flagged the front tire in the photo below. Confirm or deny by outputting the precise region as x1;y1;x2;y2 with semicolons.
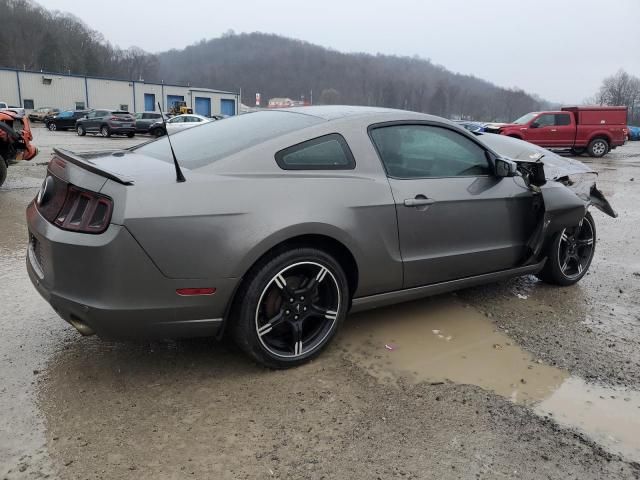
76;125;86;136
47;122;57;131
587;138;609;157
537;212;596;286
126;132;135;138
0;157;7;187
231;248;349;368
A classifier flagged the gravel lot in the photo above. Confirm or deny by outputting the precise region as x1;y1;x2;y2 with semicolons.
1;126;639;479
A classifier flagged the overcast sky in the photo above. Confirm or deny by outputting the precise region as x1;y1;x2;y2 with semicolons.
36;0;640;104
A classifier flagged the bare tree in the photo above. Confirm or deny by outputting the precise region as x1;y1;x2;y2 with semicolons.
594;69;640;123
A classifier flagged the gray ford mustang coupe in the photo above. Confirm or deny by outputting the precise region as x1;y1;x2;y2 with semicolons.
26;106;616;368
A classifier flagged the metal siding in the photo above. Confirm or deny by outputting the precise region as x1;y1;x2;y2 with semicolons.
134;82;163;112
17;71;86;110
164;87;191;111
0;70;20;105
0;68;238;114
87;78;134;111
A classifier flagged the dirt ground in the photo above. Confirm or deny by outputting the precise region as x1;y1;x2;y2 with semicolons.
1;126;639;479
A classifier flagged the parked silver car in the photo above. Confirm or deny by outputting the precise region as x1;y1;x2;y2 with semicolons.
26;106;616;367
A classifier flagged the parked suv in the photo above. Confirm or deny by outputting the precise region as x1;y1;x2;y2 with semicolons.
76;110;136;137
135;112;167;134
29;107;60;122
45;110;90;131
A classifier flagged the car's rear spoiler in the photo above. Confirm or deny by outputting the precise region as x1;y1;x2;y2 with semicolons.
53;148;135;185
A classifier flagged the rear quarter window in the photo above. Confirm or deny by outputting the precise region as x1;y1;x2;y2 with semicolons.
135;111;324;169
275;134;355;170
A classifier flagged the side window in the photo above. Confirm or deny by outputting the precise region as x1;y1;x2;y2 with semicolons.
555;114;571;126
169;116;184;123
86;112;96;119
370;124;490;179
534;114;555;127
275;134;355;170
135;113;143;119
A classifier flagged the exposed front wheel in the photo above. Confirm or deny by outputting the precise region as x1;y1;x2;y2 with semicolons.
76;125;86;136
587;138;609;157
126;132;135;138
232;248;349;368
47;123;57;131
537;212;596;286
152;127;165;137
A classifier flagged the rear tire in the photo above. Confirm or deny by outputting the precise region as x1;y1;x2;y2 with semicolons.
231;247;349;368
76;125;86;136
0;157;7;188
100;125;111;138
587;138;609;157
537;212;596;286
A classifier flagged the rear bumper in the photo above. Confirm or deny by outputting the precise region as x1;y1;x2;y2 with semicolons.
26;201;238;339
107;125;136;134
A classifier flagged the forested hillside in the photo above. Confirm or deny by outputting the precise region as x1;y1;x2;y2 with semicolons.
1;0;547;121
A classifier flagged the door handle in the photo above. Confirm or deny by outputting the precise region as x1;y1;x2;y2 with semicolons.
404;196;435;207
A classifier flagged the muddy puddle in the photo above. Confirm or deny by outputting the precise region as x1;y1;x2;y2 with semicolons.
341;296;640;462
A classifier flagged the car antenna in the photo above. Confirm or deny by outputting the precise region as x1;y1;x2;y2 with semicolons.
157;102;186;183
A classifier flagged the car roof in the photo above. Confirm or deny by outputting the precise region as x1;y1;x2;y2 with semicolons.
275;105;434;122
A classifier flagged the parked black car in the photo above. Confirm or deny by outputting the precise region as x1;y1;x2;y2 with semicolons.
147;119;167;137
45;110;90;131
135;112;168;134
76;110;136;137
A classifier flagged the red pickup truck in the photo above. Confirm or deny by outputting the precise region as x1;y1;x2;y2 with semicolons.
493;106;628;157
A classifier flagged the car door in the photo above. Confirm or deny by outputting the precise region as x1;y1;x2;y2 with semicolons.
553;113;574;145
369;123;537;288
526;113;557;147
82;111;97;131
166;116;184;132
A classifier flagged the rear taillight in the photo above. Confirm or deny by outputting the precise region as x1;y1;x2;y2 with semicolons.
54;185;113;234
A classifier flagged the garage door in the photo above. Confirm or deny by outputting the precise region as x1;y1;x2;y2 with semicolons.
194;97;211;117
167;95;185;110
144;93;155;111
220;99;236;116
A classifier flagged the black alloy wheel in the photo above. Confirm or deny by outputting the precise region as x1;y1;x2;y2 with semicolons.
538;212;596;286
232;248;348;368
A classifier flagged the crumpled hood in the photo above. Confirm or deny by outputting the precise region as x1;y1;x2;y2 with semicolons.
477;132;617;218
477;132;593;180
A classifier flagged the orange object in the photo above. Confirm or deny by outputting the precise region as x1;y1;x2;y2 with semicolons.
0;109;38;161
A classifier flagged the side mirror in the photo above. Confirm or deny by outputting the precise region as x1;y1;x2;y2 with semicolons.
530;122;539;129
495;157;518;177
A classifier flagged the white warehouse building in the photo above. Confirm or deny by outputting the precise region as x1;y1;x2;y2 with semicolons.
0;67;240;117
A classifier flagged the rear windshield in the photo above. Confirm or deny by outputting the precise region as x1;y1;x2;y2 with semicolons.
134;111;324;168
112;111;131;116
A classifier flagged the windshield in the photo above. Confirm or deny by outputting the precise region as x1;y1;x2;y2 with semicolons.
134;111;324;169
512;112;538;125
